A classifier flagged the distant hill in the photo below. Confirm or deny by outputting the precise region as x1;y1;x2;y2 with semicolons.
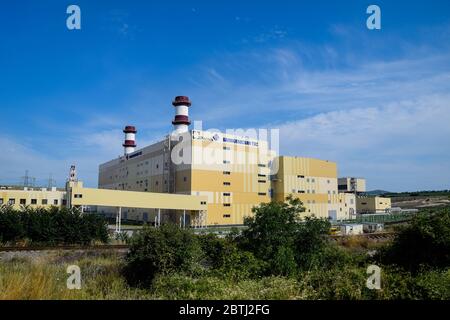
365;190;391;196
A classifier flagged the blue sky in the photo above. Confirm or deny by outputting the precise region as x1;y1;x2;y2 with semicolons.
0;0;450;191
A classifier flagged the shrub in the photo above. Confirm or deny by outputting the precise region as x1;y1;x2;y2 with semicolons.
238;196;334;276
122;224;202;287
239;196;305;275
294;216;331;270
0;207;25;243
378;209;450;272
198;233;265;280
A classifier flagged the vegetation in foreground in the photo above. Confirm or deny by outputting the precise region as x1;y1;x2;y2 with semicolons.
0;206;109;245
0;200;449;300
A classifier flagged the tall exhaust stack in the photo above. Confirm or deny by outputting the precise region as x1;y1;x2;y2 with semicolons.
172;96;191;134
123;125;137;155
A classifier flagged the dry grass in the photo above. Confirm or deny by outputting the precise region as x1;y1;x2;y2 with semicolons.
0;251;151;300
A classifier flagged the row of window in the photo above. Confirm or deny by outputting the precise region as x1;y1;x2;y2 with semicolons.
297;190;337;195
0;198;65;206
297;176;332;184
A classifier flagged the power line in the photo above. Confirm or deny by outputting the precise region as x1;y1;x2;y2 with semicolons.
21;170;36;188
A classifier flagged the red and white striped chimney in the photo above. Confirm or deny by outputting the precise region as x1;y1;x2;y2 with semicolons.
172;96;191;134
123;125;137;155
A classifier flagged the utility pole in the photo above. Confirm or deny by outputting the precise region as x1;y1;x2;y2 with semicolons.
21;170;36;188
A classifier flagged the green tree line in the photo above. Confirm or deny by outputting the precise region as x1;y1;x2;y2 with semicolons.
0;206;109;245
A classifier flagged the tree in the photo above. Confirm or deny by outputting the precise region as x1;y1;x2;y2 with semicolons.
239;196;305;276
240;196;304;261
379;209;450;272
294;216;332;270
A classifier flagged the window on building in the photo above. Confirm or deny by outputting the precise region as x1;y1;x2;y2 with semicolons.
223;182;231;186
62;199;67;206
20;199;26;205
258;192;267;196
328;200;331;204
74;194;83;199
328;191;331;194
223;160;230;164
156;164;159;169
223;171;231;175
31;199;37;204
54;199;58;205
258;164;266;168
312;178;315;183
8;199;15;205
298;190;305;194
306;178;310;182
297;175;305;178
258;180;266;183
42;199;48;205
223;193;231;196
327;180;330;184
258;174;266;177
201;201;207;205
223;204;231;207
361;202;367;205
312;190;316;194
223;214;231;218
223;146;231;150
0;199;4;205
183;177;187;182
155;181;159;186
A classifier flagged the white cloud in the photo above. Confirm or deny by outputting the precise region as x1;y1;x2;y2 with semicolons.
276;94;450;191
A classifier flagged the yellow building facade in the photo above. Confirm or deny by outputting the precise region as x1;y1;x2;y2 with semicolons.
0;187;67;209
356;196;391;214
98;129;273;225
271;156;356;220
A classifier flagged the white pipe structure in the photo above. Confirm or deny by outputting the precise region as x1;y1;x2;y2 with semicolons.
172;96;191;134
115;207;122;234
123;126;137;155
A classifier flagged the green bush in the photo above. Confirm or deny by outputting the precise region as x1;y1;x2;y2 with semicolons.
294;216;332;270
0;208;25;243
378;209;450;271
123;224;202;287
198;234;265;280
239;196;332;276
377;266;450;300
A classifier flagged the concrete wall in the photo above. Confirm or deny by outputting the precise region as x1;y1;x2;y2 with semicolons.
0;188;66;209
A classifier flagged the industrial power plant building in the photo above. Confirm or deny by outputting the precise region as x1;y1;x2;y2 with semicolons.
97;96;363;226
0;95;391;227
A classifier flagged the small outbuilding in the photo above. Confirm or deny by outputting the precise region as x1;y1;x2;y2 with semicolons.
340;224;364;235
